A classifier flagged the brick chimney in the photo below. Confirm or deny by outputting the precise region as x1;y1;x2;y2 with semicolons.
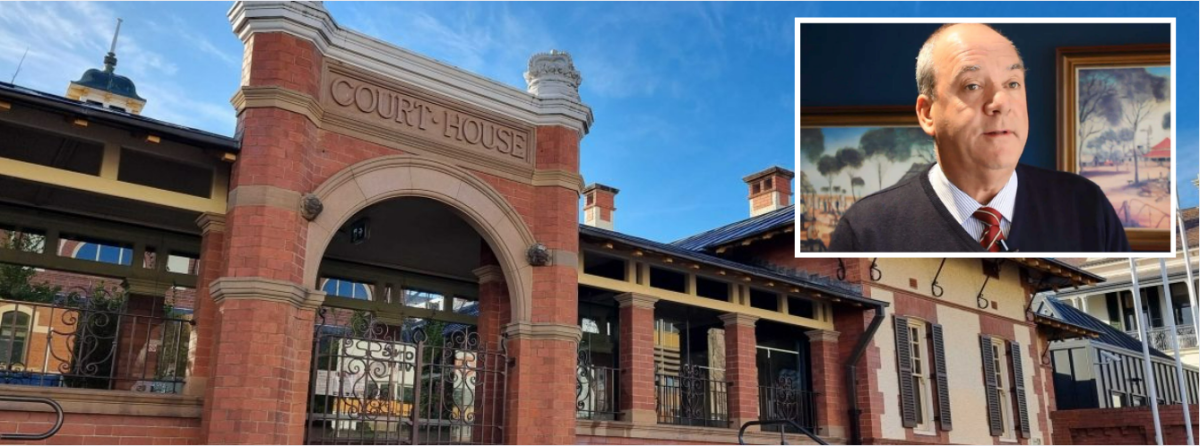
743;166;794;217
582;183;619;230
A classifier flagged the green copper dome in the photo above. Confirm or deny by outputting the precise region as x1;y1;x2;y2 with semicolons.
72;52;143;101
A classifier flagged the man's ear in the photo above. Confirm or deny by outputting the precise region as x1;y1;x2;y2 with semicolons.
916;95;936;137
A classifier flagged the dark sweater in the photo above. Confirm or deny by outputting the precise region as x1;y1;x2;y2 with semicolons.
827;163;1131;253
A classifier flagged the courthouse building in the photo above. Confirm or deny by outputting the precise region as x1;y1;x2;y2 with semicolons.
0;2;1151;445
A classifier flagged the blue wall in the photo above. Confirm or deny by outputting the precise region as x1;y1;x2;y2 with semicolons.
800;23;1170;170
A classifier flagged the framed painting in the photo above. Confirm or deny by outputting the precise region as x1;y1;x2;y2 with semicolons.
1057;44;1172;252
797;106;934;252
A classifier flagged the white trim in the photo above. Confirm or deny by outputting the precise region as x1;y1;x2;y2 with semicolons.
990;338;1017;442
228;1;593;135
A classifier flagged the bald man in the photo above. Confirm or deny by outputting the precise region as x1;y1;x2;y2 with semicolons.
828;23;1130;253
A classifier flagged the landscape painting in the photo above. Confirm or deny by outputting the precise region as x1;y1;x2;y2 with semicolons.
1058;45;1172;251
1074;66;1172;229
798;124;934;252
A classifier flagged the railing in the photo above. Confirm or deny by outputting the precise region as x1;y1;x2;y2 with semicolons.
758;381;818;433
577;364;620;421
0;295;193;393
0;396;63;440
656;365;730;428
738;419;828;445
1126;324;1198;352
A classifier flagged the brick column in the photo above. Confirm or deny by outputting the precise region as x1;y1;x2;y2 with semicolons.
615;292;658;424
472;263;506;444
720;313;760;429
188;213;225;400
202;24;325;444
806;329;845;439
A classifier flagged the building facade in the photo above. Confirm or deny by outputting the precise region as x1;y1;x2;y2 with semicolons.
0;3;1120;445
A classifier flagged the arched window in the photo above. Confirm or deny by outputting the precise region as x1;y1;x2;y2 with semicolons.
0;310;31;366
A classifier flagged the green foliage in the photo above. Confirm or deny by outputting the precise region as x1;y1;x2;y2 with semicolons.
800;128;825;164
0;233;60;304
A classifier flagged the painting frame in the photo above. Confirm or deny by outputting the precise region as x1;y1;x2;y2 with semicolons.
1056;44;1172;252
798;106;932;252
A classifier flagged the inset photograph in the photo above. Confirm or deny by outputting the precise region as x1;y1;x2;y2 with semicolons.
795;19;1176;256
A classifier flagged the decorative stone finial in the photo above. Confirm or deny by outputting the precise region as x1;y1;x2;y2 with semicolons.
524;50;582;100
300;193;323;221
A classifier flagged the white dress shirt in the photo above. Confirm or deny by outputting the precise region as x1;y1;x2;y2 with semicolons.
927;163;1018;241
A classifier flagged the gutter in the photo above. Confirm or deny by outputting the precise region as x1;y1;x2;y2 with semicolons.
846;301;887;445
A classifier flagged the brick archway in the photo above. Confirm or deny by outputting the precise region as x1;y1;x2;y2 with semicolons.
303;154;536;325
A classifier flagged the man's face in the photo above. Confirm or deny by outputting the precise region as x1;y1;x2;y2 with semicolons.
924;25;1028;172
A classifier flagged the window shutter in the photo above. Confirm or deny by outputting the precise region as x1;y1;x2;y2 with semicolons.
894;316;917;428
980;335;1002;436
1010;340;1031;439
931;323;952;431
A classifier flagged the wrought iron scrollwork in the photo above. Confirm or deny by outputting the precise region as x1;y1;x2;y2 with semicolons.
931;258;946;298
836;259;846;281
870;258;882;281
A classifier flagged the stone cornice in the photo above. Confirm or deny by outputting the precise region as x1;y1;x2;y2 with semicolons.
718;312;760;327
195;212;226;235
231;85;323;127
472;265;504;284
227;185;302;212
503;322;582;343
0;384;202;418
532;169;585;193
804;329;841;343
228;1;592;135
614;292;658;310
210;277;325;310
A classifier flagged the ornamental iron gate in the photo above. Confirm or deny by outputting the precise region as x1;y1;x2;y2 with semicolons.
305;308;507;445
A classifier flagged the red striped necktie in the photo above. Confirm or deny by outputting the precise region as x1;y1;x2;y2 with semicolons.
973;206;1006;252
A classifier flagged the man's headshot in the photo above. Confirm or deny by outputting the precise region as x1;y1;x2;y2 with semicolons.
824;23;1132;253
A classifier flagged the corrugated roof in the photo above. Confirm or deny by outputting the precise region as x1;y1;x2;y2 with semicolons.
671;205;795;251
581;224;885;307
0;81;239;152
1042;297;1171;360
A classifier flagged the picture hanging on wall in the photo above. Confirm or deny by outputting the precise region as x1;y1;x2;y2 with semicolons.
798;106;933;252
1056;44;1172;251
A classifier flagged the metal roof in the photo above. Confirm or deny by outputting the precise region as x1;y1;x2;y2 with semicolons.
0;81;239;152
581;224;887;308
1039;296;1171;360
671;205;795;251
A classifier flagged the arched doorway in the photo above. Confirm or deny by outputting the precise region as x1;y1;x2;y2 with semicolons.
300;156;535;445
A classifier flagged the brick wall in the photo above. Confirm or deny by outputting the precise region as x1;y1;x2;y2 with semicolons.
1051;405;1199;445
0;411;200;445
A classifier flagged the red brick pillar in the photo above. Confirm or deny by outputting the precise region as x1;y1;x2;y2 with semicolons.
188;213;225;400
806;329;845;439
472;263;506;444
201;28;325;445
720;313;759;429
615;292;658;425
502;124;584;445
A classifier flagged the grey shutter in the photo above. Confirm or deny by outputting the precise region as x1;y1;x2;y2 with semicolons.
980;335;1002;436
931;324;952;431
1010;341;1031;439
894;317;917;428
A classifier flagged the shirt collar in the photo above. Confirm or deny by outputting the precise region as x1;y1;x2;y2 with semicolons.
928;163;1018;224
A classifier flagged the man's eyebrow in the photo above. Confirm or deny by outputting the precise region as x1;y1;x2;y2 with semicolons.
1009;63;1024;71
954;65;981;78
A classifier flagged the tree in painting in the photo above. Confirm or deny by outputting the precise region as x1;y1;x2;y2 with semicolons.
1075;66;1171;229
799;126;933;251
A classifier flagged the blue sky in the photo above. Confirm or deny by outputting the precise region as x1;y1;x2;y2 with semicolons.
0;2;1195;242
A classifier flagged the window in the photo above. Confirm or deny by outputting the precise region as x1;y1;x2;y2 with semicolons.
404;289;444;310
908;320;934;434
991;339;1016;442
68;240;133;266
320;278;373;300
0;310;31;366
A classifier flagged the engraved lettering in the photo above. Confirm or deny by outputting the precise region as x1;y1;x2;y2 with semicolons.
331;79;354;106
354;85;376;114
326;75;531;163
462;118;482;144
